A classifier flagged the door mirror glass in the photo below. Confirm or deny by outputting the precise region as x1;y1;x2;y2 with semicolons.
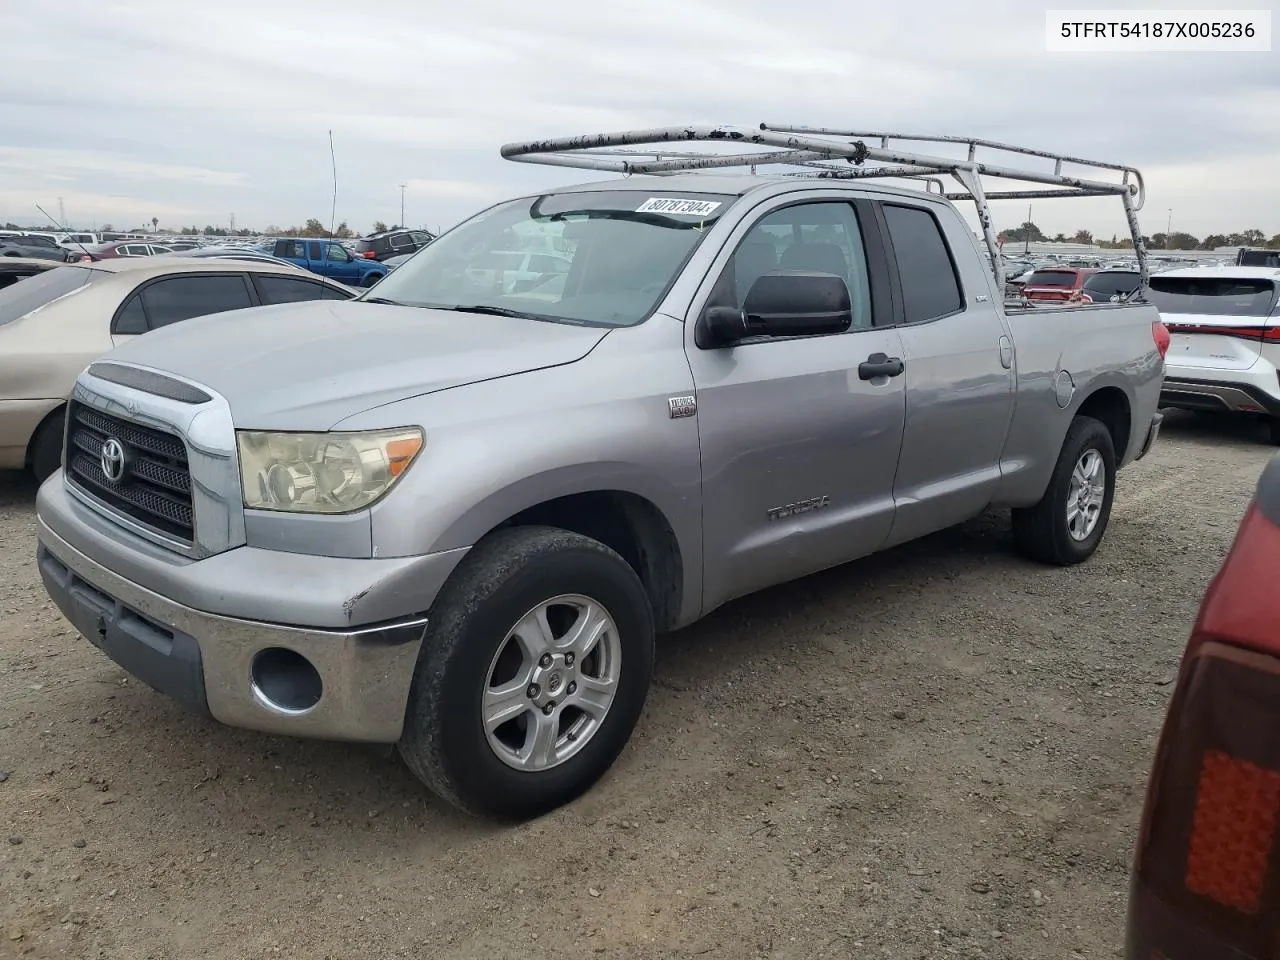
703;272;852;344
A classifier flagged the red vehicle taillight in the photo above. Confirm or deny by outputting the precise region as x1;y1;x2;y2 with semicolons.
1152;320;1170;360
362;250;376;259
1129;474;1280;959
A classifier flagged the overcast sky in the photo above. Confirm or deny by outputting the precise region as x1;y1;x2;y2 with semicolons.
2;0;1276;240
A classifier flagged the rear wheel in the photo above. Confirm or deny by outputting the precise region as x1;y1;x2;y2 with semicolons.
1012;415;1117;565
29;408;65;484
398;526;655;820
361;273;382;287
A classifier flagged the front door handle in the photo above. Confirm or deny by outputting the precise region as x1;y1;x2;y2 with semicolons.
858;353;905;380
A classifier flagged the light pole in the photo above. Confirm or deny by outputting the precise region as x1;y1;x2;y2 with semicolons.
399;183;407;229
1166;208;1172;248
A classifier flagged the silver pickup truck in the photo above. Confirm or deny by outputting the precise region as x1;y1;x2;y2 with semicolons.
34;125;1166;819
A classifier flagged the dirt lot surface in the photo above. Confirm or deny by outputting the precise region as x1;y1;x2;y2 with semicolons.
0;410;1272;960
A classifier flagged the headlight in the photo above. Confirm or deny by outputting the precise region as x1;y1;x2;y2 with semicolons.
236;428;424;514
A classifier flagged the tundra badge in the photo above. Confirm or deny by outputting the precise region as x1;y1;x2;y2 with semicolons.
767;495;830;521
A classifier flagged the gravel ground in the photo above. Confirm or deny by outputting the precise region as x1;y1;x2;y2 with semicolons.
0;409;1273;960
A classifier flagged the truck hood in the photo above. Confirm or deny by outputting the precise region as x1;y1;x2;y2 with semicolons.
99;300;609;429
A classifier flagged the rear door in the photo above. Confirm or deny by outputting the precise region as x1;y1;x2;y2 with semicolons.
1150;275;1280;373
875;200;1015;546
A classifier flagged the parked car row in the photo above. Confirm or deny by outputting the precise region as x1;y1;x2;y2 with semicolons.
0;257;353;481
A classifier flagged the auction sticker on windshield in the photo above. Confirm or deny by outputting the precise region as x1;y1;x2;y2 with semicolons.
636;198;723;216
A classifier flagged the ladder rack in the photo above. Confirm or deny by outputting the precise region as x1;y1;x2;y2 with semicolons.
500;123;1150;289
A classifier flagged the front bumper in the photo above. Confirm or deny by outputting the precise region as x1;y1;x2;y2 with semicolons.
38;519;427;742
35;478;470;743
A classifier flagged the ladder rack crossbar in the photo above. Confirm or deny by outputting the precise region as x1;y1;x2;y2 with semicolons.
499;123;1151;287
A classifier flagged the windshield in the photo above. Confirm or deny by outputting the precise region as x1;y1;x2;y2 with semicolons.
1147;276;1278;317
0;265;99;327
362;190;736;326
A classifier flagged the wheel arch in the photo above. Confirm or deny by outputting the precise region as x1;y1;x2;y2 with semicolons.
478;489;686;634
1074;381;1133;462
25;401;66;469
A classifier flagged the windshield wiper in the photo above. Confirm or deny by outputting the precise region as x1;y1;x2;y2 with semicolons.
436;304;545;320
362;296;404;306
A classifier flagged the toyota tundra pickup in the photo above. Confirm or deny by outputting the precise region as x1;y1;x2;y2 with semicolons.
34;124;1167;819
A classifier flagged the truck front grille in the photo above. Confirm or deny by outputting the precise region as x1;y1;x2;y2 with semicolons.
64;400;195;543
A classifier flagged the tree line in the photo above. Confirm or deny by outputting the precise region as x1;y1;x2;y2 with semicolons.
1;220;407;239
997;221;1280;251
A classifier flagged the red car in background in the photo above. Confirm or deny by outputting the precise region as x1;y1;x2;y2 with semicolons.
1127;453;1280;959
1021;266;1098;302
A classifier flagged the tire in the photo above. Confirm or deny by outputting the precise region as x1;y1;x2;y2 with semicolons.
1266;417;1280;446
361;273;383;288
29;408;66;484
398;525;655;820
1012;415;1116;566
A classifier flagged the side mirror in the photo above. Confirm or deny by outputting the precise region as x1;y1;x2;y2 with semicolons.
700;272;852;346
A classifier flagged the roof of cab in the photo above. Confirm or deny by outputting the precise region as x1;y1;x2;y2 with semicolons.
546;173;954;205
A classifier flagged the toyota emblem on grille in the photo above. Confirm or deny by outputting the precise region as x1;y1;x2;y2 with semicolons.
100;438;127;483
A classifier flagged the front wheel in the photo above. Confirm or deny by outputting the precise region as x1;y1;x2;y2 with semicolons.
1012;415;1117;565
360;273;383;288
398;526;655;819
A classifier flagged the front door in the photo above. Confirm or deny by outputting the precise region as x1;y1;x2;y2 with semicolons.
685;196;908;613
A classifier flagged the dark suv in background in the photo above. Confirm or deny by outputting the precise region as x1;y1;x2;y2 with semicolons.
0;233;71;262
1071;268;1142;304
353;228;434;261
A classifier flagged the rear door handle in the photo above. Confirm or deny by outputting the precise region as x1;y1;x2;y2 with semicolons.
858;353;905;380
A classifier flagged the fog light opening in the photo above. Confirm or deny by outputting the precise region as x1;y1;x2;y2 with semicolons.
251;647;322;715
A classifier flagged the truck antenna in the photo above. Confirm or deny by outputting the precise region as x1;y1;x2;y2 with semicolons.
328;129;338;241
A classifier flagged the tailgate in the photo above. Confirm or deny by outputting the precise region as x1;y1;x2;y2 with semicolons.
1163;313;1268;372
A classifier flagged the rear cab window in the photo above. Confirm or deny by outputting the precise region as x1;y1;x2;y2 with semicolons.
1148;276;1278;317
1025;269;1078;287
0;266;100;327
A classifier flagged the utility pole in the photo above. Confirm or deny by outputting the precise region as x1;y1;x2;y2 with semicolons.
57;197;66;227
1166;208;1172;248
1024;202;1032;256
230;212;236;234
399;183;407;229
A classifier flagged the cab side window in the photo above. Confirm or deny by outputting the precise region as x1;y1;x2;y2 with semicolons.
881;203;964;323
715;201;873;330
